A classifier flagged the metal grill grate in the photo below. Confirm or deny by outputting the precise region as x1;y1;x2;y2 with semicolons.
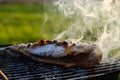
0;52;120;80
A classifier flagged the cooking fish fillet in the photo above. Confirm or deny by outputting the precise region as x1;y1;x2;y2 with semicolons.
0;40;102;67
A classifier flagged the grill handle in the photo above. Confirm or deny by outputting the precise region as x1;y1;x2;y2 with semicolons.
0;70;9;80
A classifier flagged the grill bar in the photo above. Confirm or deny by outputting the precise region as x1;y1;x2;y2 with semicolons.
1;58;120;74
0;49;120;80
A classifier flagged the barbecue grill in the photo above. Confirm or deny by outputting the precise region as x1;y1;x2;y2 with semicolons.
0;46;120;80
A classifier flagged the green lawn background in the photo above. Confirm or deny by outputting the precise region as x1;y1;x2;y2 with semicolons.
0;4;70;44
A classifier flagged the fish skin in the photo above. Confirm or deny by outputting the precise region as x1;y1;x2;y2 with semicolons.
0;40;102;67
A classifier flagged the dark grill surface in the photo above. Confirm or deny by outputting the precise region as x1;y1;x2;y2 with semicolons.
0;53;120;80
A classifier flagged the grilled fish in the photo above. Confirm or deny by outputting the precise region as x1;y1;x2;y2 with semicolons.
0;40;102;67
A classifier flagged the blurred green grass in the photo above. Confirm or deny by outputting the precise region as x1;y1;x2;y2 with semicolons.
0;4;70;44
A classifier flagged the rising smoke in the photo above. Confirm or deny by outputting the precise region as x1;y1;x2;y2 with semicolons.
54;0;120;60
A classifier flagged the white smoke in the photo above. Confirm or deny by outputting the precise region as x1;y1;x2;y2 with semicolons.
54;0;120;60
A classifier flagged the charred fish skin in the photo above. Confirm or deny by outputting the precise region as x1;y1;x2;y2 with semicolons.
0;40;102;68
